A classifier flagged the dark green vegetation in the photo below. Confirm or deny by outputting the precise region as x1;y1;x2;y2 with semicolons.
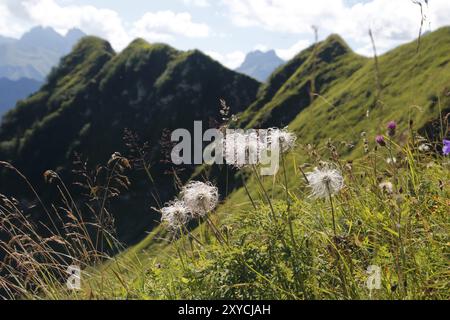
0;36;260;244
0;27;449;300
236;49;285;82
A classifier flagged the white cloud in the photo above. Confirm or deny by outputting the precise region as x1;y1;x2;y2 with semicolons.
0;0;211;51
131;11;210;42
222;0;346;33
205;50;246;69
2;0;130;49
337;0;424;55
182;0;210;7
249;40;311;61
2;0;450;62
253;44;269;52
0;2;29;37
276;39;311;60
222;0;450;56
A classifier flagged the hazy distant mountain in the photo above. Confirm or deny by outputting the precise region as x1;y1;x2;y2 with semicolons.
236;50;285;82
0;35;15;45
0;77;42;116
0;26;86;81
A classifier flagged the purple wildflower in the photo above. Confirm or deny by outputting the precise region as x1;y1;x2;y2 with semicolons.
376;135;386;147
387;121;397;137
443;139;450;156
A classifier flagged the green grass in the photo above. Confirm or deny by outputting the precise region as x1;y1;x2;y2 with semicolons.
61;29;450;300
53;133;450;300
42;28;449;300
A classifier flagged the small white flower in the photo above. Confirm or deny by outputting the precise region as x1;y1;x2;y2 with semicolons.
266;127;297;153
180;181;219;218
418;144;431;153
426;162;435;169
160;201;190;231
386;157;397;165
306;165;344;199
379;181;394;194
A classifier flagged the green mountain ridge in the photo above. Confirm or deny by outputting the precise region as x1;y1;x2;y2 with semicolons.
0;36;260;244
238;29;450;145
237;34;365;129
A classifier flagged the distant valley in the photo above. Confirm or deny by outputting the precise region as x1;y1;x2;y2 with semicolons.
0;78;42;116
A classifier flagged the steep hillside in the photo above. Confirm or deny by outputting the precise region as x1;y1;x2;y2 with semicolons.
291;28;450;154
237;35;368;129
0;36;260;243
237;29;450;146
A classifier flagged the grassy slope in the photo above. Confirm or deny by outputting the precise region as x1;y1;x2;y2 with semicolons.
238;35;367;129
228;27;450;211
50;28;450;299
288;28;450;157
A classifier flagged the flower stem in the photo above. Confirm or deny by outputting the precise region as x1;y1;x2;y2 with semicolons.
252;164;276;221
326;183;338;238
241;172;257;210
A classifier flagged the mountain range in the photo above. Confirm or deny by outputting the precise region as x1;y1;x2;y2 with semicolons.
0;37;259;243
0;26;85;116
0;27;449;245
0;26;85;81
236;49;285;82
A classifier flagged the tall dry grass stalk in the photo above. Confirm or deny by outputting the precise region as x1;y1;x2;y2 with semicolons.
0;153;131;299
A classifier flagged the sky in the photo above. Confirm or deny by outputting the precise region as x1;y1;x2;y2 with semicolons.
0;0;448;69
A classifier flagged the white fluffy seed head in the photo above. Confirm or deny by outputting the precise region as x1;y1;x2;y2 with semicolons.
379;181;394;194
386;157;397;165
418;144;431;153
306;165;344;199
180;181;219;218
266;127;297;153
160;201;190;231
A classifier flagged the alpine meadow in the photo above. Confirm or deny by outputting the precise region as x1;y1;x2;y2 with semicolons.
0;0;449;302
